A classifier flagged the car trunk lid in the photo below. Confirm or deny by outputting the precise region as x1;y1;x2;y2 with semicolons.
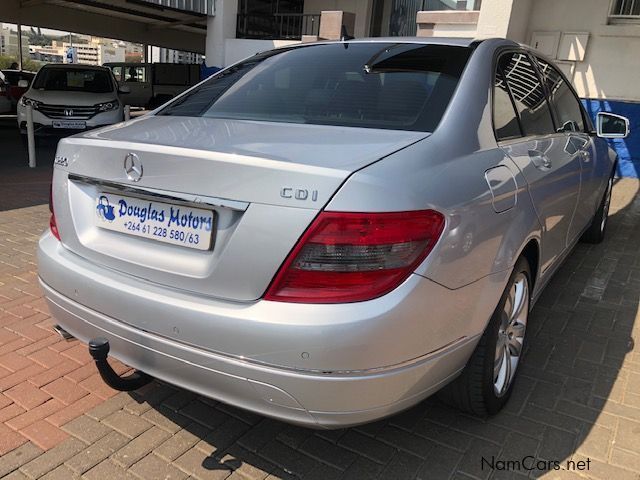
53;115;428;302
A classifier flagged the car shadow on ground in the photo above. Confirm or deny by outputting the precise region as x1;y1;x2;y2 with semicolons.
122;179;639;479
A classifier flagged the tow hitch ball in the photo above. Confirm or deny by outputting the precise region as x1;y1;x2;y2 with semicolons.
88;338;153;392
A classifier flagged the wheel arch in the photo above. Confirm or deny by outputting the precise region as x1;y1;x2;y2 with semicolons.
519;238;540;290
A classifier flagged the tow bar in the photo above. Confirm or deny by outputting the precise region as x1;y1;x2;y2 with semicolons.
88;338;153;391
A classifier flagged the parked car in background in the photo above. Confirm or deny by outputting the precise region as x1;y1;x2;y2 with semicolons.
40;38;628;428
0;72;11;114
105;62;201;109
1;69;36;111
17;64;129;137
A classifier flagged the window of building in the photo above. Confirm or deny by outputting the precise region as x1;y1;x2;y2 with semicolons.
493;68;522;140
609;0;640;24
611;0;640;16
498;52;555;136
534;57;585;133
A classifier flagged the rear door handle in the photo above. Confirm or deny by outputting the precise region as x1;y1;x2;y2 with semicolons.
529;150;552;170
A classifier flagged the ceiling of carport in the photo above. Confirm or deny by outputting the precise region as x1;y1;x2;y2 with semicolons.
3;0;208;53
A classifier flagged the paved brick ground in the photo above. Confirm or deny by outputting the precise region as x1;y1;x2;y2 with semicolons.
0;157;638;479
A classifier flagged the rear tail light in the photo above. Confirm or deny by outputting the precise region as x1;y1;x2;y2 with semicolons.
264;210;445;304
49;185;60;241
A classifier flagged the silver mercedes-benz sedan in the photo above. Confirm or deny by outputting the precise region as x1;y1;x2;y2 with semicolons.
38;37;629;428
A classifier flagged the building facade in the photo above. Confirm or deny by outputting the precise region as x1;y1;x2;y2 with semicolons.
151;47;204;64
28;37;126;65
0;23;29;58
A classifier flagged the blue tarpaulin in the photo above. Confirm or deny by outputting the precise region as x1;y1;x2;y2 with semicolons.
200;63;221;80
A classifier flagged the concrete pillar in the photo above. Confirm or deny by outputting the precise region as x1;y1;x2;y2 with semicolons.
205;0;238;68
319;11;356;40
416;10;480;38
475;0;532;43
17;23;23;70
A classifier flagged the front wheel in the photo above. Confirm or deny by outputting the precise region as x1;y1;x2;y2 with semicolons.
581;172;614;244
438;257;531;416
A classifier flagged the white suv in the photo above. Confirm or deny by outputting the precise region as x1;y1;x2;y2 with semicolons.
17;64;128;136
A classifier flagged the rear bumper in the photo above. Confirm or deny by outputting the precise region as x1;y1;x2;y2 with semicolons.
41;278;477;428
38;231;504;427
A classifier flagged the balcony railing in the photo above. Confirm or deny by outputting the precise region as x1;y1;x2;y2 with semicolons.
236;13;320;40
610;0;640;16
137;0;214;15
422;0;481;10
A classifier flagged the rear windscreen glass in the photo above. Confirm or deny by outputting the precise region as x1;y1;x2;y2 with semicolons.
159;43;471;132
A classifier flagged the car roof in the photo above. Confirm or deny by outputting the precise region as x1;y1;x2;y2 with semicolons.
1;69;36;74
104;62;148;66
337;37;477;47
40;63;110;71
285;37;520;49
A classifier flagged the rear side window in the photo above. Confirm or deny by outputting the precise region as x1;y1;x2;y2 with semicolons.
159;43;471;132
111;66;123;82
535;57;585;133
124;66;146;83
493;68;521;140
498;52;555;136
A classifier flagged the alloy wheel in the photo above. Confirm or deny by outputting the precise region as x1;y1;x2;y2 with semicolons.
494;272;529;397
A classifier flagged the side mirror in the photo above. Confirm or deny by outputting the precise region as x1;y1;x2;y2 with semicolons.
597;112;629;139
17;79;29;88
118;85;131;94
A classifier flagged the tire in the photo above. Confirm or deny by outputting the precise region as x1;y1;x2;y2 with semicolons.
438;256;531;416
581;170;614;244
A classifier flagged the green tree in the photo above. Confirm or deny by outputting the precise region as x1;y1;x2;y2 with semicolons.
0;55;44;72
27;27;51;47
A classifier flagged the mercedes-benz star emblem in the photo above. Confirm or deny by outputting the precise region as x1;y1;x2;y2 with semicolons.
124;153;143;182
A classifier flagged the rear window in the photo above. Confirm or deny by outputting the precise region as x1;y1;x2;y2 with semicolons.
159;43;471;132
32;67;114;93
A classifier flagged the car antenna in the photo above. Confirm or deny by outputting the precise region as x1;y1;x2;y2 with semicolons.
363;43;403;73
341;25;354;44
